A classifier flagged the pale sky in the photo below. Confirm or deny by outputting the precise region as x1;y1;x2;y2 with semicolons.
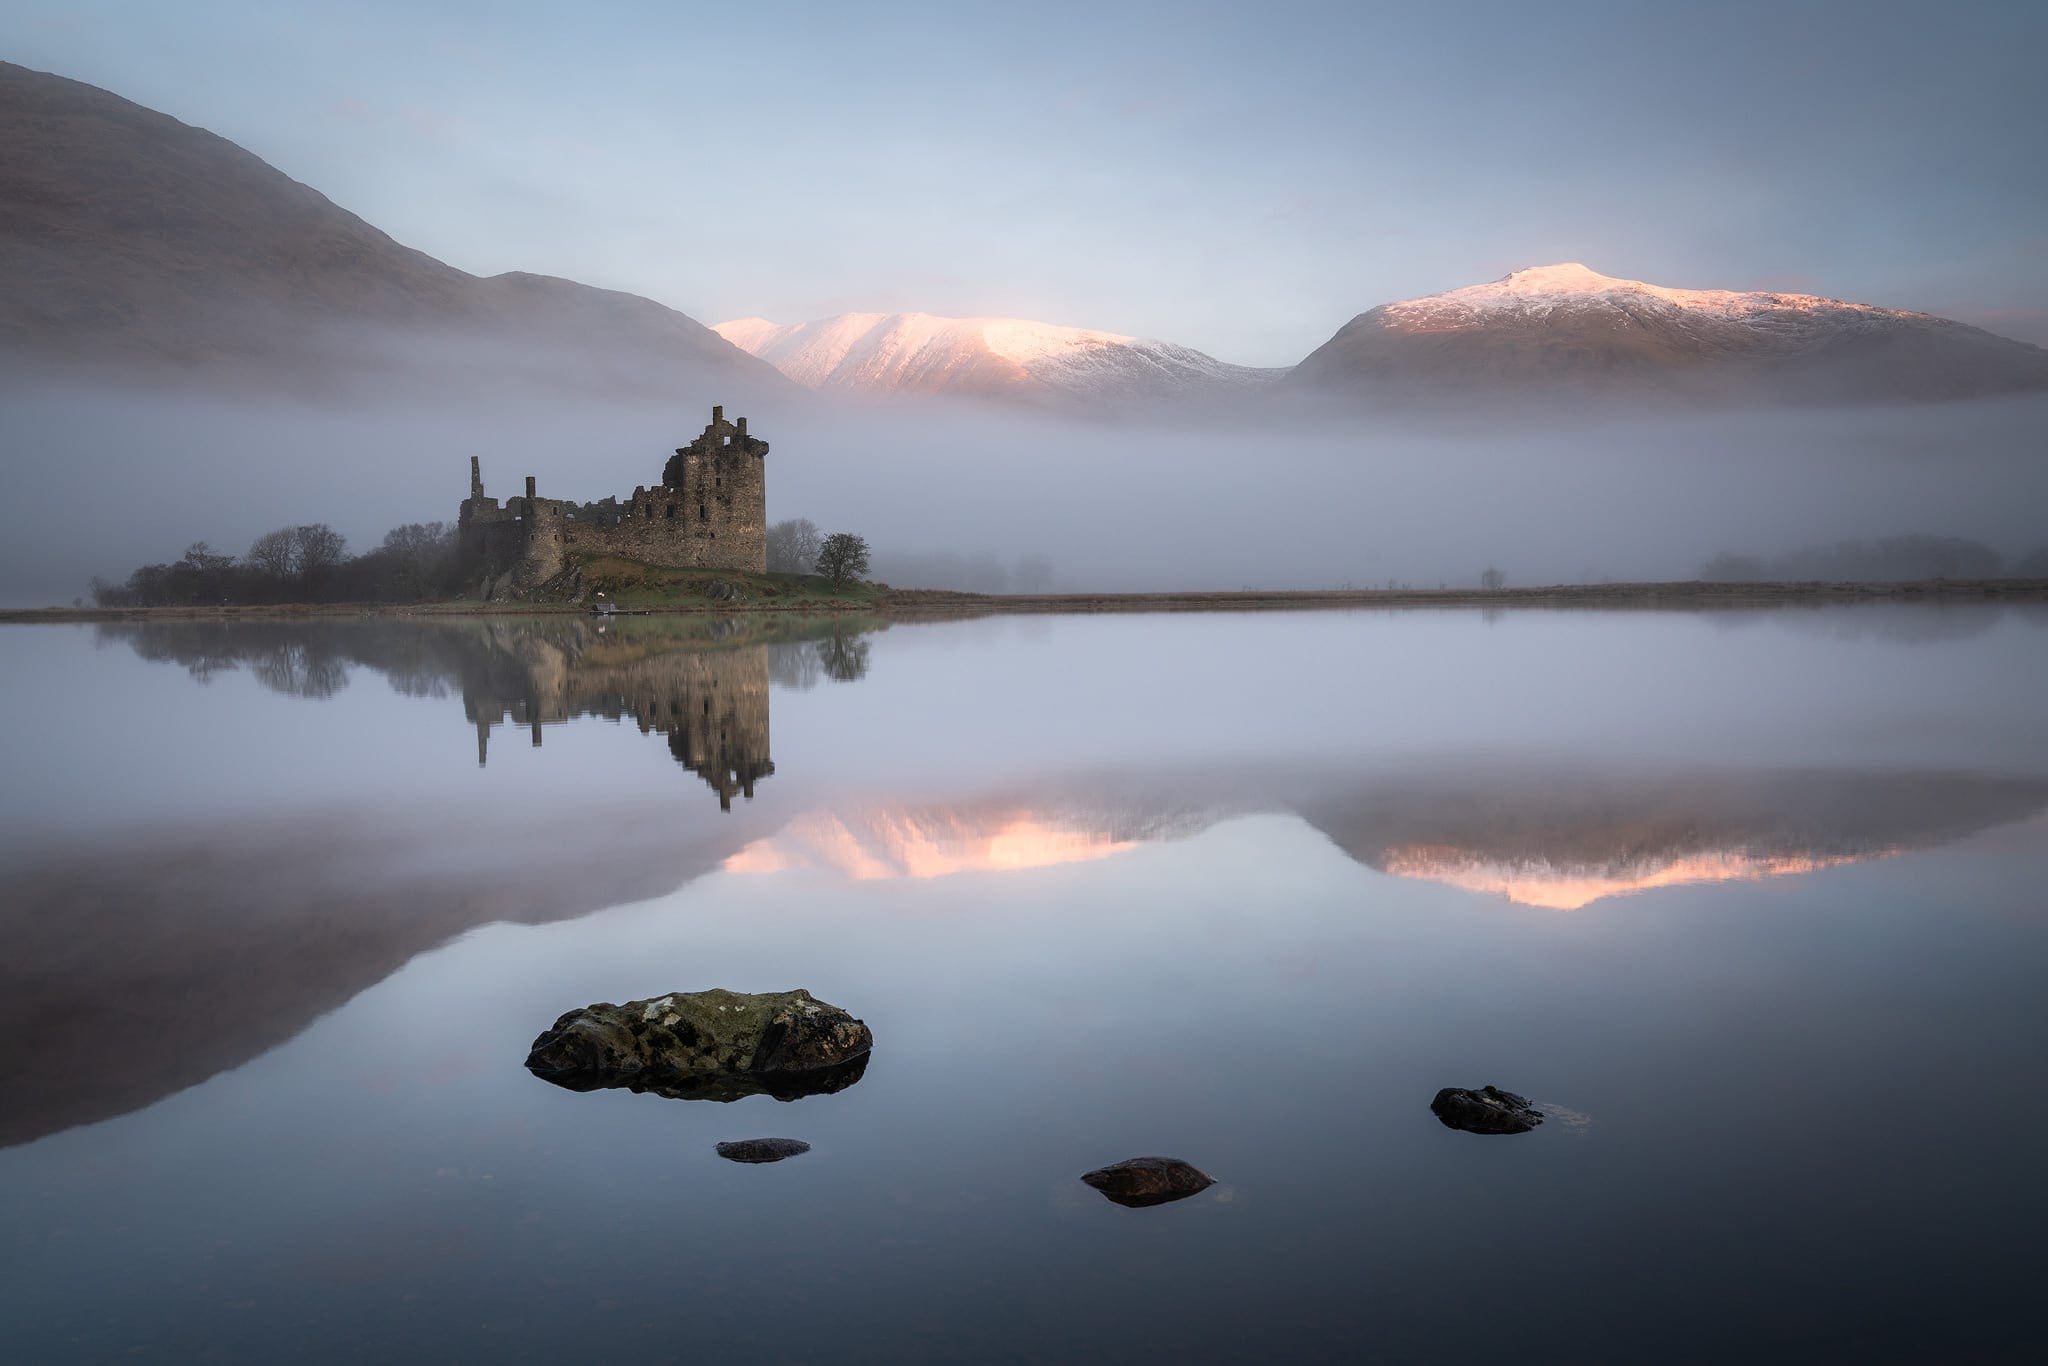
6;0;2045;364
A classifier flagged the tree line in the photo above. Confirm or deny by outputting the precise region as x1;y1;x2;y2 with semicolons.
93;517;881;607
1699;535;2048;584
90;522;462;607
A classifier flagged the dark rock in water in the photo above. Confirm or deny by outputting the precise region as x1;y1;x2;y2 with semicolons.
1080;1156;1216;1208
525;989;873;1102
1431;1085;1544;1134
716;1137;812;1164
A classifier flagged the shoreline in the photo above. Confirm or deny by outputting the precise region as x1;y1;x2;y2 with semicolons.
5;578;2045;624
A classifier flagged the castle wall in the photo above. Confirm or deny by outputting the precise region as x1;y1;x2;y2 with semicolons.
457;406;770;596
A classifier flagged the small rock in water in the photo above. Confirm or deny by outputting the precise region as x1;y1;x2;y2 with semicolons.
1431;1085;1544;1134
716;1138;811;1164
1080;1156;1215;1208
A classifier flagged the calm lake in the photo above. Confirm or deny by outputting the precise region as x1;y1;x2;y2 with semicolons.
3;606;2046;1363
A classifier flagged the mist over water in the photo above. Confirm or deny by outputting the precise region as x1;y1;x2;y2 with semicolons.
3;608;2047;1361
5;376;2046;605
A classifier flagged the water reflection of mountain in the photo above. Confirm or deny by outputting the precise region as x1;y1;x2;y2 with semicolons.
718;767;2048;909
0;801;779;1149
726;794;1222;879
1288;767;2048;909
101;615;878;811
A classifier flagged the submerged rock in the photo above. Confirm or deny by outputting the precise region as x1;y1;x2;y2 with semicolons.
1080;1156;1216;1208
716;1138;812;1164
525;988;873;1102
1431;1085;1544;1134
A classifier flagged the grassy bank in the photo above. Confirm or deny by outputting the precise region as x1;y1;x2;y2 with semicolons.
563;556;887;611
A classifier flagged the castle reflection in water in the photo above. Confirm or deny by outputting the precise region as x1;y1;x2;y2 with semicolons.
467;629;779;810
103;613;874;812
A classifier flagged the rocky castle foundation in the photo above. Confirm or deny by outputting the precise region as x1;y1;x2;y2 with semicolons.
457;406;769;597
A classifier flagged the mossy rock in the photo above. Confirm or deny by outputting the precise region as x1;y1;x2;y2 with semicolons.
525;988;873;1102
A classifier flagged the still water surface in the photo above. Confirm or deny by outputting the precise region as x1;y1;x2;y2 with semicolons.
3;606;2046;1362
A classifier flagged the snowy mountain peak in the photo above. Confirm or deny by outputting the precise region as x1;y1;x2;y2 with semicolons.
713;311;1278;406
1285;262;2048;404
1500;262;1611;290
1391;262;1919;326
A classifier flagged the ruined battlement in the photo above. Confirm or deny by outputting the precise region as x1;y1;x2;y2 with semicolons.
458;406;770;597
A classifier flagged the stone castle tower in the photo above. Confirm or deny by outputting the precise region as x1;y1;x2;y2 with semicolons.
457;406;769;597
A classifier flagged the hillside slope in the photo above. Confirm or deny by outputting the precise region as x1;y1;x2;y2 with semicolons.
0;61;790;399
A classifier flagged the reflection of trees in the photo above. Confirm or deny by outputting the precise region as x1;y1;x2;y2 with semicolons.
1706;604;2048;644
817;630;871;682
768;640;824;691
101;614;883;808
769;629;874;689
117;625;358;699
248;642;351;699
107;622;489;701
1764;604;2003;645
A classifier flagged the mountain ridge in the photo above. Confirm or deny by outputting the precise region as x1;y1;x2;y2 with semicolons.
1286;262;2048;405
6;59;2044;413
714;310;1282;408
0;60;790;400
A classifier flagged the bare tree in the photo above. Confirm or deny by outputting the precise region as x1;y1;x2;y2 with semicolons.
815;532;871;586
378;521;455;598
291;524;348;582
1479;566;1507;590
174;541;237;602
247;528;296;583
766;518;823;575
179;542;235;575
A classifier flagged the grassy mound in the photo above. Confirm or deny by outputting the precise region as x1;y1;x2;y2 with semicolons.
565;555;886;610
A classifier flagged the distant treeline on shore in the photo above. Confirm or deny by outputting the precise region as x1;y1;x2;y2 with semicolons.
81;526;2048;610
88;522;461;608
1699;535;2048;584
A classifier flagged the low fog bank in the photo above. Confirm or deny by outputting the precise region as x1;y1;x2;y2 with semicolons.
2;383;2045;606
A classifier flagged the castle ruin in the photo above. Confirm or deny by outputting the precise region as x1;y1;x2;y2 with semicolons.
458;406;769;596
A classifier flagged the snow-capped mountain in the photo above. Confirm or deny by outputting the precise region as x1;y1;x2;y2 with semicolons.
715;312;1280;408
1285;263;2048;405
